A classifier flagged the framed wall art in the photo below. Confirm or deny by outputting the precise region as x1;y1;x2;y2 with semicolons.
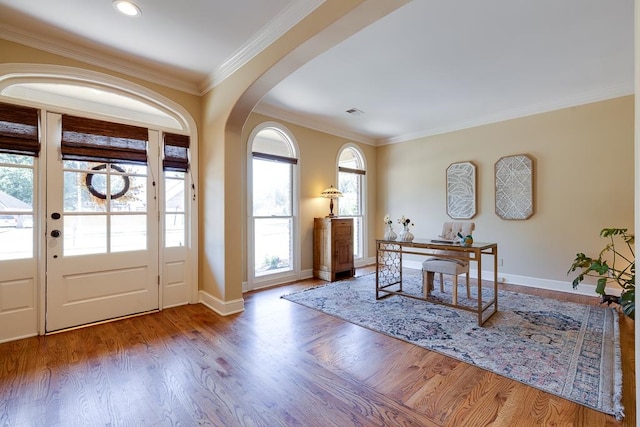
495;154;534;220
446;161;476;219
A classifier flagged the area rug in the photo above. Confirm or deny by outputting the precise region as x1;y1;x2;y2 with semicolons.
281;270;624;419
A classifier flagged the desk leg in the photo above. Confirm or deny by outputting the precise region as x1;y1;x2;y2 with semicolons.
376;245;380;299
494;247;498;313
376;242;402;299
477;252;482;326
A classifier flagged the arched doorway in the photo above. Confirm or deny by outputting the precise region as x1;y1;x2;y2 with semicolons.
0;65;198;340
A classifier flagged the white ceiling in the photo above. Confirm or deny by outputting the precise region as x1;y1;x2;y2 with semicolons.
0;0;634;145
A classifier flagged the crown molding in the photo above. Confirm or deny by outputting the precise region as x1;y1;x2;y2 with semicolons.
0;25;202;95
378;84;635;145
253;103;376;145
0;1;325;96
200;0;325;94
257;84;634;147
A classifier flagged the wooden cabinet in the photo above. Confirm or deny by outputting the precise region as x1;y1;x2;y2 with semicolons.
313;217;354;282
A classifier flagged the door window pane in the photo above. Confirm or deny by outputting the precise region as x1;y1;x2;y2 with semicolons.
111;175;147;211
166;213;185;247
0;155;35;260
0;223;32;260
165;171;185;247
0;164;33;205
111;215;146;252
64;171;106;212
64;215;107;256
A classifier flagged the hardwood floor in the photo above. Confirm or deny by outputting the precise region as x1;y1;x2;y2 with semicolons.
0;268;635;426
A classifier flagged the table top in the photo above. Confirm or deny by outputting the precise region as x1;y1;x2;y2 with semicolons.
376;238;497;250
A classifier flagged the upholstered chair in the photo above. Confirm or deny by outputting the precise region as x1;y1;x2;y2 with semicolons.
422;222;475;304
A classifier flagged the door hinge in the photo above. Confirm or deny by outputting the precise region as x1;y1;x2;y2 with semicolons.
157;275;160;286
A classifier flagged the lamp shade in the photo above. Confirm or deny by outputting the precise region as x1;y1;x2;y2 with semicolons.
320;185;343;199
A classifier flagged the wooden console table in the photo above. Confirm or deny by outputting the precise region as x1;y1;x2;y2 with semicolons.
376;239;498;326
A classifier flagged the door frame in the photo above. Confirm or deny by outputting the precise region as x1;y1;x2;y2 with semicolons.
0;64;199;338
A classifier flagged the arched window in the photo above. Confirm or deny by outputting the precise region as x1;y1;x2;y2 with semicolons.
248;123;299;288
337;145;366;261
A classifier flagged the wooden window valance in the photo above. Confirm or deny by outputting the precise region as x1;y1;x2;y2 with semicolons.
0;102;40;157
339;166;365;175
252;151;298;165
163;132;190;172
61;115;148;165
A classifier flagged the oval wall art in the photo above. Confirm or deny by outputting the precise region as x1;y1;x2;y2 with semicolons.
446;161;477;219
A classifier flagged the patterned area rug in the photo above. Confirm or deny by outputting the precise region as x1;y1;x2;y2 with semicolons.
282;270;624;419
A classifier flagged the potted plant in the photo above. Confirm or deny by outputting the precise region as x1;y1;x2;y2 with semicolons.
568;228;635;319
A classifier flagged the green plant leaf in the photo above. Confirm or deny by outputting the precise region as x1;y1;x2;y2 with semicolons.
568;227;634;320
571;274;584;289
600;228;628;238
590;261;610;276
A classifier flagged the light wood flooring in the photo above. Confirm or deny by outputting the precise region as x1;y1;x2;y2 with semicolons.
0;267;635;426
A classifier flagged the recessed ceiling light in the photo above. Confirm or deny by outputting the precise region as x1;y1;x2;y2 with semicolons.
113;0;141;17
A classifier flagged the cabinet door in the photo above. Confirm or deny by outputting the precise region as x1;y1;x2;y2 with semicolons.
333;220;353;272
313;221;331;271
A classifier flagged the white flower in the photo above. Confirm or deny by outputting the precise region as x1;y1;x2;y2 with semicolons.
384;214;392;225
397;216;414;227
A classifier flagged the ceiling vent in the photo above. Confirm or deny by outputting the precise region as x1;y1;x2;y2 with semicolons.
345;108;364;117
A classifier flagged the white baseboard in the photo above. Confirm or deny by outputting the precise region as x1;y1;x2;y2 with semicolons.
355;256;376;267
401;260;621;298
0;332;38;345
199;290;245;316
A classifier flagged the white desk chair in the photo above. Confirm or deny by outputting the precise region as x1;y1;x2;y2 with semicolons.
422;222;475;304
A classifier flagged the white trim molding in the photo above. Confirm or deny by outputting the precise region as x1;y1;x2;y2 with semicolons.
0;25;201;95
401;260;619;298
199;291;245;316
202;0;325;92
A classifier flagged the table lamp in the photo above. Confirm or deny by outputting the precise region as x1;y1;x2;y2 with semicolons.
320;185;343;217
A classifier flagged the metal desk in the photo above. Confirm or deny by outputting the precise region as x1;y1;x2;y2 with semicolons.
376;239;498;326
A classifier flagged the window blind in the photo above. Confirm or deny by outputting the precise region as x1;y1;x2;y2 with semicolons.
0;102;40;157
163;132;190;171
61;115;148;164
339;166;365;175
252;151;298;165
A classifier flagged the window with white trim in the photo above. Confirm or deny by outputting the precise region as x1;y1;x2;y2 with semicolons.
337;145;365;260
249;125;298;281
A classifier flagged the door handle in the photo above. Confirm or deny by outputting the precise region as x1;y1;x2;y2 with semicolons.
51;230;61;238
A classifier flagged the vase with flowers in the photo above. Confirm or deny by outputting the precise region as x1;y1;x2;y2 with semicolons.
397;216;414;242
383;214;397;240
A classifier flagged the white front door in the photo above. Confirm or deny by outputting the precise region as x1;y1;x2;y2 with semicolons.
44;112;159;332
